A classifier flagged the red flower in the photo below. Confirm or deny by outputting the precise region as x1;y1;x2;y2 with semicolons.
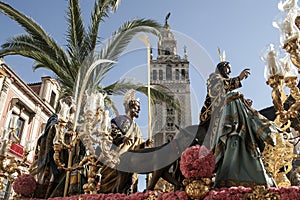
180;145;215;179
12;174;36;197
203;186;251;200
157;191;188;200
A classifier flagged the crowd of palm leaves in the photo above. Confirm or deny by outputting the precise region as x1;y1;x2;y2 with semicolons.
0;0;180;115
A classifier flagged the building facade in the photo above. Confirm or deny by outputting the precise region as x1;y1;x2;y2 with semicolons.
150;19;192;147
0;58;60;198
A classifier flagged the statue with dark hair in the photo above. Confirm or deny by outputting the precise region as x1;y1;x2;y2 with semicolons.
199;59;282;188
199;61;250;131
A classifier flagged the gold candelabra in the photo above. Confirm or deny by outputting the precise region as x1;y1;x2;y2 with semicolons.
260;0;300;187
0;127;31;191
53;93;119;196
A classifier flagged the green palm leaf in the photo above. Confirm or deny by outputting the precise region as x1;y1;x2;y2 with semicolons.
67;0;86;65
89;19;162;89
0;0;178;114
0;2;72;73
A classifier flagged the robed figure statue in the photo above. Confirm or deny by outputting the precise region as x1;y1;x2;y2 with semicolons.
199;60;280;188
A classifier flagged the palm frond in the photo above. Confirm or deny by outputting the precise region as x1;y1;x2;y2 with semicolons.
67;0;86;64
83;0;121;55
136;84;181;112
104;95;119;116
0;2;49;43
1;35;65;70
0;35;75;89
103;78;142;95
101;18;162;62
109;0;122;11
85;0;109;51
0;2;74;80
90;19;162;87
103;79;180;112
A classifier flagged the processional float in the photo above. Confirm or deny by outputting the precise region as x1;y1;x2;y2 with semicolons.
260;0;300;187
52;59;122;196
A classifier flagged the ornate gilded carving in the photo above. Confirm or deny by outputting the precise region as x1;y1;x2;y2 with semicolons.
52;94;119;195
243;185;280;200
154;178;174;193
183;178;211;200
262;132;295;187
284;37;300;69
0;128;31;191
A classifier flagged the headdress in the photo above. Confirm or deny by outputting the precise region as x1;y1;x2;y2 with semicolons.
123;89;140;113
218;47;226;62
216;48;230;78
124;89;135;106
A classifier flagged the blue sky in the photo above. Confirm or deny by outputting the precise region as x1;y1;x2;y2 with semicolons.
0;0;281;111
0;0;289;191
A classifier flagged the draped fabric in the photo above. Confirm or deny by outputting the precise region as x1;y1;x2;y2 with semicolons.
199;70;280;188
199;72;241;130
99;120;144;193
210;91;279;188
31;114;86;198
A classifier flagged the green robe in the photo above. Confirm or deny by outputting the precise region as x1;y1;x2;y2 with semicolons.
211;91;278;188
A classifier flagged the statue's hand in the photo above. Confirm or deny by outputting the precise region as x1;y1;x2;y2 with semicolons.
123;136;132;145
239;68;250;80
145;139;153;147
245;98;253;107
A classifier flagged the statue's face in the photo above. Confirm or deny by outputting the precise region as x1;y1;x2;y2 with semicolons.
224;63;231;77
129;100;140;118
216;61;231;78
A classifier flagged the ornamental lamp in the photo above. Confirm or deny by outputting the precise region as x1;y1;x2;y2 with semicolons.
260;44;284;80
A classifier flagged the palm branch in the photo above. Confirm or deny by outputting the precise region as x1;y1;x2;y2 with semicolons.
0;0;178;114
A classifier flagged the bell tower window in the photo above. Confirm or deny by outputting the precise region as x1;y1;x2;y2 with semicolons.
159;70;163;80
153;70;157;80
166;65;172;80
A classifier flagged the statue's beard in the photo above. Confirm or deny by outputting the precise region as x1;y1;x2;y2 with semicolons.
221;68;230;78
132;110;139;118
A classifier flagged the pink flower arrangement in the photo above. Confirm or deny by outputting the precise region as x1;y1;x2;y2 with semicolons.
203;186;251;200
12;174;36;197
269;186;300;199
20;186;300;199
128;191;153;200
180;145;215;179
157;191;188;200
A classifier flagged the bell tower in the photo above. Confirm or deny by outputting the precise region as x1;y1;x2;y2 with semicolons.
150;13;192;147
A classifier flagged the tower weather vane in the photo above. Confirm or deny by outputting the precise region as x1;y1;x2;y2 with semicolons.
165;12;171;25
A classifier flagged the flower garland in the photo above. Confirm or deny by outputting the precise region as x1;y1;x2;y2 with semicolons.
21;191;186;200
180;145;215;179
157;191;188;200
20;186;300;200
204;186;251;200
269;186;300;199
12;174;36;197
